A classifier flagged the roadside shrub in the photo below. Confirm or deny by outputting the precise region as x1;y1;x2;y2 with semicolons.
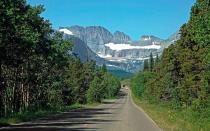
131;71;156;99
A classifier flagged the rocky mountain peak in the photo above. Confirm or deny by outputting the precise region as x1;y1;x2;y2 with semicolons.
113;31;131;43
167;31;180;42
85;26;113;43
59;25;179;73
140;35;161;41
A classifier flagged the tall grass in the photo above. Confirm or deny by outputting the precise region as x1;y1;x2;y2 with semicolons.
132;92;210;131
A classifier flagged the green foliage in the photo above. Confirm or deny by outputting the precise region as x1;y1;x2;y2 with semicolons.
133;96;210;131
155;54;159;65
102;64;107;72
131;71;156;99
87;70;121;103
132;0;210;111
143;52;155;72
130;1;210;130
108;70;134;79
143;59;149;71
149;52;154;71
87;77;105;103
103;73;121;98
0;0;121;118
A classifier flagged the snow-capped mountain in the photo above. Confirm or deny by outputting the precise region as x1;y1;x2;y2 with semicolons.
59;26;179;73
59;28;74;35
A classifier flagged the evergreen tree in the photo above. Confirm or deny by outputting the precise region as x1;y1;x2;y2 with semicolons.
155;54;159;64
102;63;107;72
149;52;154;71
143;59;149;71
86;76;104;103
0;0;122;117
132;0;210;110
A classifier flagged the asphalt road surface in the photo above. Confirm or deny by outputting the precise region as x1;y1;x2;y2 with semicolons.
0;87;161;131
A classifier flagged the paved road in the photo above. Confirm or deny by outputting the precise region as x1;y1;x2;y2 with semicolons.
0;87;161;131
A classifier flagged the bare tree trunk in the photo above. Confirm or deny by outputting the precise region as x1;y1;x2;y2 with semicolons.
26;83;29;109
26;60;30;109
0;60;4;117
14;68;20;113
20;66;24;112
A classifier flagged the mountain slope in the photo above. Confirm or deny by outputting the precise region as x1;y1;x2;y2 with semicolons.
59;26;179;73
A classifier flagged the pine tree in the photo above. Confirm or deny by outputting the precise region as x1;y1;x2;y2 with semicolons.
141;0;210;108
143;59;149;71
149;52;154;71
102;64;107;72
155;54;159;64
86;77;104;103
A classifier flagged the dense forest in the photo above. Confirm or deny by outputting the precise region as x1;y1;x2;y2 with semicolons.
131;0;210;129
0;0;121;118
131;0;210;131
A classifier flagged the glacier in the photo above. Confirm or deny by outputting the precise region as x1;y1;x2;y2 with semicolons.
105;42;161;51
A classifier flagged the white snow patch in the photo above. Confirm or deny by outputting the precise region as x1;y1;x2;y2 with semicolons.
136;57;150;60
59;28;74;35
97;54;112;58
171;40;176;43
143;36;151;41
108;59;127;62
106;64;120;68
105;43;161;51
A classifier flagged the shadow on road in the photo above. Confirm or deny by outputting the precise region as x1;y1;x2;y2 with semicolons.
0;89;130;131
1;127;99;131
0;101;121;131
117;90;128;99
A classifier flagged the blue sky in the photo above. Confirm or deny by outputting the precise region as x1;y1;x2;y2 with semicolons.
28;0;196;40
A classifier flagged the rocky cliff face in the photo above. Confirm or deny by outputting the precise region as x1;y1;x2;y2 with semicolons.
85;26;113;54
134;35;163;46
59;26;179;73
112;31;131;43
64;26;113;54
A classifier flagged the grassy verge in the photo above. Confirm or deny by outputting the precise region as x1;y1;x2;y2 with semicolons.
132;94;210;131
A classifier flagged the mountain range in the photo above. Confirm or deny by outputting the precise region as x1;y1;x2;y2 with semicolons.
59;25;180;73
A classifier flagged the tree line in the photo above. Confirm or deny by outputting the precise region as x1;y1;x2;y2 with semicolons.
143;53;159;72
0;0;121;118
132;0;210;111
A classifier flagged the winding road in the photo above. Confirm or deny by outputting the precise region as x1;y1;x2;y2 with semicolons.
0;87;161;131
